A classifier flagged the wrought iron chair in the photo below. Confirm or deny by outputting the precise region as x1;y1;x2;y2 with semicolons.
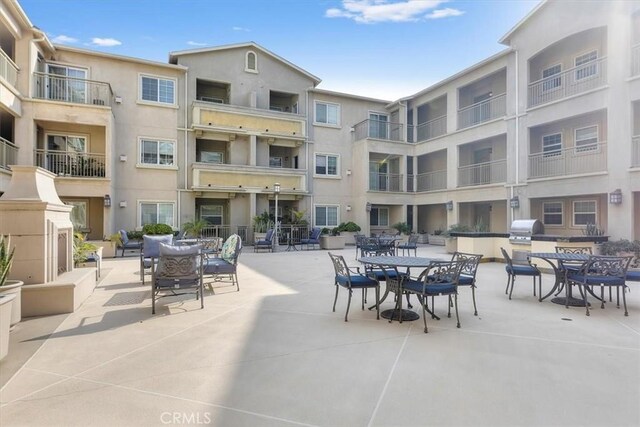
300;227;322;250
151;243;204;314
118;229;142;257
501;247;541;300
354;233;366;260
397;234;419;256
203;234;242;291
567;255;633;316
254;229;275;252
451;251;483;315
140;234;174;285
328;252;380;321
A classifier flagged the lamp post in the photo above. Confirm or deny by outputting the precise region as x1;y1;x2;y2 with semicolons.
274;182;280;250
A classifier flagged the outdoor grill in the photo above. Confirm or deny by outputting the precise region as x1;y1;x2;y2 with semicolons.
509;219;544;245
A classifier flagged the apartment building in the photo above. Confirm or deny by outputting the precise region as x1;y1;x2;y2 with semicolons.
0;0;638;242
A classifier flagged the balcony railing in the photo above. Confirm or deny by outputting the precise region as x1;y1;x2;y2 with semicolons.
416;170;447;192
353;119;404;142
200;224;311;247
528;57;607;108
632;45;640;77
369;172;402;192
458;159;506;187
33;72;112;107
528;141;607;179
416;115;447;142
631;136;640;168
457;93;506;130
34;149;106;178
0;137;18;171
0;49;18;88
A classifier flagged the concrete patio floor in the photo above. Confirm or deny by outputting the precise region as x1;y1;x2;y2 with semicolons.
1;244;639;427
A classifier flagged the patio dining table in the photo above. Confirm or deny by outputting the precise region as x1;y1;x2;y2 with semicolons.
529;252;591;306
359;255;444;321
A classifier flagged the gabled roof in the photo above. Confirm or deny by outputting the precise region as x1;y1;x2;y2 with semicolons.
55;45;187;71
169;42;321;85
499;0;547;45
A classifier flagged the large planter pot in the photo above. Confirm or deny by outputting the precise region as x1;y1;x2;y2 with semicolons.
340;231;358;246
445;237;457;254
0;294;15;361
428;235;446;246
0;280;23;326
320;235;346;250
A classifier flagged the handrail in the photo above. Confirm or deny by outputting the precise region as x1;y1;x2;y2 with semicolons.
32;72;113;106
0;136;18;170
458;93;506;113
528;57;607;85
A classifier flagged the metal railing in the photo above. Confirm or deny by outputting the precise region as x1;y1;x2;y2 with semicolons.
0;137;18;170
528;57;607;108
407;174;414;192
632;45;640;77
369;172;402;192
353;119;404;142
457;93;506;130
528;141;607;179
201;224;311;246
416;115;447;142
458;159;506;187
416;170;447;192
33;72;112;107
0;49;18;87
34;149;106;178
633;136;640;168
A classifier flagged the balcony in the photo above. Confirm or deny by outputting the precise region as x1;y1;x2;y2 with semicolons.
528;58;607;108
192;163;307;192
632;136;640;167
369;172;402;192
0;137;17;170
0;49;18;88
415;116;447;142
633;45;640;77
416;170;447;192
32;72;113;107
353;119;404;142
528;141;607;179
458;159;506;187
457;94;506;130
34;149;106;178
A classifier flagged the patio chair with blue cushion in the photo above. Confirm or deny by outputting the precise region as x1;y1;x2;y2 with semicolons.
501;247;541;300
151;243;204;314
254;229;275;252
328;252;379;321
397;234;419;256
118;229;142;257
300;227;322;250
450;251;483;315
567;255;633;316
140;234;174;285
203;234;242;291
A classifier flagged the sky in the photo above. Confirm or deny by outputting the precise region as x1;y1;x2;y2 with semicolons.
20;0;540;101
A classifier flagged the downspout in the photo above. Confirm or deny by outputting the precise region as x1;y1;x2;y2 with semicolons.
511;49;520;221
177;69;188;228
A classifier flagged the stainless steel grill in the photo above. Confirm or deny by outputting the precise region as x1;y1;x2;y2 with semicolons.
509;219;544;245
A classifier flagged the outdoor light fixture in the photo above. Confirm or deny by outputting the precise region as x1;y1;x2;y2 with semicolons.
366;202;372;212
346;205;352;211
104;194;111;207
510;196;520;209
609;189;622;205
274;183;280;250
446;200;454;211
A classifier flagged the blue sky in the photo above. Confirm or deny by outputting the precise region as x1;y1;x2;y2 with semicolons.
21;0;539;100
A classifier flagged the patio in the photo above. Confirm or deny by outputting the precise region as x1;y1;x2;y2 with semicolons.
1;245;639;426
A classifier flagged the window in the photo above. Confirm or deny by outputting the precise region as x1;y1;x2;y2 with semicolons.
315;153;338;176
245;51;258;73
269;157;283;168
315;205;338;227
542;133;562;157
573;200;597;226
66;200;88;230
575;50;598;80
140;202;175;227
542;64;562;91
140;75;175;104
369;112;389;139
46;64;88;103
575;125;598;152
542;202;563;226
47;134;87;153
200;205;223;225
140;139;175;166
370;207;389;227
199;151;223;164
315;101;340;126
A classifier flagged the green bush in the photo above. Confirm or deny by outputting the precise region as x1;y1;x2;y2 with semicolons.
127;231;144;240
441;224;472;237
141;223;174;235
336;221;361;232
392;222;411;235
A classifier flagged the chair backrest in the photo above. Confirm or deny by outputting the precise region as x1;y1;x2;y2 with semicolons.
119;229;129;245
143;234;174;258
354;234;366;246
221;234;242;264
328;252;349;279
155;243;203;281
451;251;483;278
265;229;274;242
555;246;592;255
500;247;513;268
310;227;322;240
424;260;465;285
408;234;419;244
582;255;632;278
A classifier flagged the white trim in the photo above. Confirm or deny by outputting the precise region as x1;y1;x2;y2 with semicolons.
314;152;340;177
541;132;563;156
574;124;599;153
137;200;177;228
138;137;177;167
370;206;390;227
574;49;599;81
245;50;258;73
138;73;177;106
542;201;564;227
572;199;597;227
314;100;341;126
313;204;340;228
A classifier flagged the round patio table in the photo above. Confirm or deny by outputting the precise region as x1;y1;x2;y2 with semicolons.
529;252;590;306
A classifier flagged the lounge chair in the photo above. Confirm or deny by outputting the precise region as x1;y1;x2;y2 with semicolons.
254;229;275;252
203;234;242;291
151;243;204;314
300;227;321;250
117;229;142;257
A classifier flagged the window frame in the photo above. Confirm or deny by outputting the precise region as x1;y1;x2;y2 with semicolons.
45;132;89;153
269;156;283;168
138;137;177;167
138;73;177;106
314;204;339;228
370;207;390;227
314;101;341;127
200;205;224;226
542;201;564;226
45;62;89;103
138;200;176;228
574;50;598;81
541;63;562;92
314;152;340;178
64;199;89;231
198;150;224;164
542;132;563;157
572;200;597;227
245;51;258;73
574;124;599;153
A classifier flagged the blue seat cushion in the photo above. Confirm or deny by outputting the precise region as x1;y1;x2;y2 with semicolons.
403;279;456;295
255;240;272;246
368;269;400;281
336;274;377;288
626;271;640;282
398;244;417;249
458;274;474;286
506;265;540;276
203;258;235;274
300;239;319;244
569;274;626;286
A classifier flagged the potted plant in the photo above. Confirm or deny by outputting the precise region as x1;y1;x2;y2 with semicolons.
73;232;99;267
391;222;411;245
442;224;471;254
319;227;346;249
428;229;446;246
336;221;361;246
0;235;23;328
182;219;208;238
252;211;273;241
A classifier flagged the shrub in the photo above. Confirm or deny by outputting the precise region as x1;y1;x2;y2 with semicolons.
336;221;361;232
127;231;144;240
73;232;98;265
392;222;411;235
142;223;174;235
442;224;472;237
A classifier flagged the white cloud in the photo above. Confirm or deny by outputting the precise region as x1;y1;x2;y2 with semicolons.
187;41;207;46
91;37;122;47
50;34;78;44
425;7;464;19
232;26;250;32
325;0;460;24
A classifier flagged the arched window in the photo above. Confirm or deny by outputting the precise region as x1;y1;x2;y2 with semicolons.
245;51;258;73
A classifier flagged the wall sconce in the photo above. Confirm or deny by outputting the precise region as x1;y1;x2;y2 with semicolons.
510;196;520;209
346;205;352;211
609;189;622;205
346;169;352;176
103;194;111;207
119;154;127;162
119;201;127;208
446;200;454;211
366;202;372;212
